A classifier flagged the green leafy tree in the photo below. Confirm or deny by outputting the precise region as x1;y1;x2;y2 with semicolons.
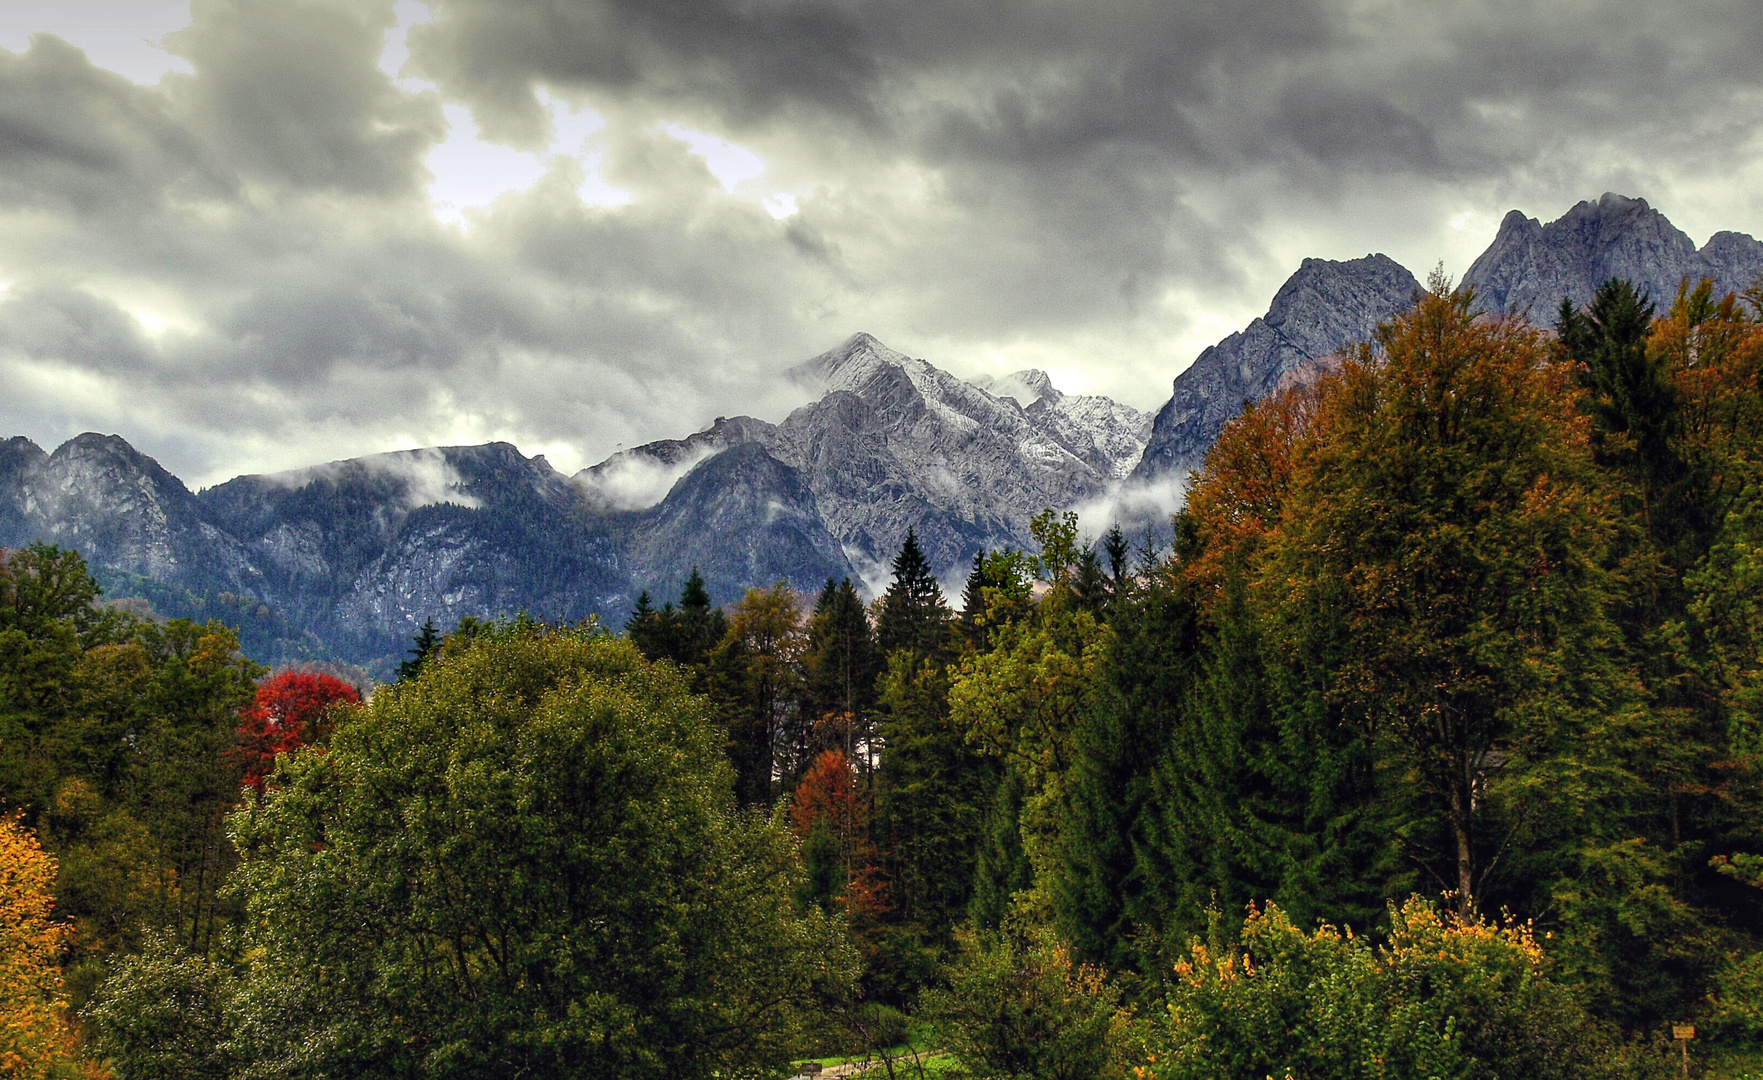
922;918;1138;1080
92;623;856;1080
0;545;259;1001
707;583;805;805
1271;282;1624;916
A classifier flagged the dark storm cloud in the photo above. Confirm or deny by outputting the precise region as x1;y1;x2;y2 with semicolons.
0;34;219;213
407;0;881;147
162;0;443;195
0;0;1760;484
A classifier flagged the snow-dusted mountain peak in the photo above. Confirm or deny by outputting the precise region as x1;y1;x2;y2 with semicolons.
787;332;919;395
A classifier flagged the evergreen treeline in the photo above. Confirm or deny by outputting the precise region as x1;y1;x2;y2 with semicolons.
2;273;1761;1079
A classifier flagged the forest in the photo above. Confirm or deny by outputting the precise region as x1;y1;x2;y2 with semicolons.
2;275;1762;1079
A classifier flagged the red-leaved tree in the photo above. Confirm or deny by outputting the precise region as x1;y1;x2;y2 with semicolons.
790;749;889;931
234;672;360;790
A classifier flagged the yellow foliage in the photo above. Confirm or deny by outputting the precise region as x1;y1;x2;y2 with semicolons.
0;817;106;1080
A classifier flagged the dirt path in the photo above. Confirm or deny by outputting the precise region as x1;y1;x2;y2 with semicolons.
794;1047;944;1079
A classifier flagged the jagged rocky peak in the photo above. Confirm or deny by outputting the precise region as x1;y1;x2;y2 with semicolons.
1465;192;1763;316
579;414;776;476
1260;253;1420;358
0;437;47;547
1132;253;1420;484
787;331;917;395
0;435;46;475
4;432;217;582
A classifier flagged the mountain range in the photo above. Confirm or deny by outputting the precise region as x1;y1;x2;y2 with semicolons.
3;193;1760;675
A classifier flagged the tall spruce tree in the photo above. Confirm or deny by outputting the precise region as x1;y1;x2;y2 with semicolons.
872;532;984;973
875;529;948;658
799;579;881;767
1559;280;1694;550
396;618;441;682
628;568;728;673
1056;576;1198;973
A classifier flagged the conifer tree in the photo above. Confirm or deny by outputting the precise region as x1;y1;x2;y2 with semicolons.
1102;525;1131;600
1559;280;1692;549
875;529;948;658
1070;548;1108;614
970;765;1032;930
674;567;727;667
628;568;727;671
395;618;441;683
1058;577;1198;972
799;579;881;766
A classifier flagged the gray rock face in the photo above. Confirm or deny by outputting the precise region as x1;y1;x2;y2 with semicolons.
623;442;853;603
769;334;1140;579
0;434;834;672
1464;193;1763;317
1130;194;1763;493
0;437;48;547
573;415;778;512
11;433;251;587
1132;254;1421;485
198;442;627;660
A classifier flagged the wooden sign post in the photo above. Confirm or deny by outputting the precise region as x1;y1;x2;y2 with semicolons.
1673;1024;1695;1077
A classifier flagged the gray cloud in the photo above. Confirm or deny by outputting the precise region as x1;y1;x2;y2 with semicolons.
163;0;443;195
0;0;1760;487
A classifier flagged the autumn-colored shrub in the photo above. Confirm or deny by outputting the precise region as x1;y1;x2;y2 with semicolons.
232;671;360;790
1146;897;1639;1080
0;816;104;1079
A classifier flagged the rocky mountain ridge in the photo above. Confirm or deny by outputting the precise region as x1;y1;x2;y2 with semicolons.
1464;193;1763;318
1131;253;1421;486
0;343;1146;672
5;193;1759;672
1129;195;1763;490
581;333;1151;587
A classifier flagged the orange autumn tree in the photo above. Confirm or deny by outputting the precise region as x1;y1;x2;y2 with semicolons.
233;672;360;791
1175;375;1332;601
790;750;887;928
0;817;104;1079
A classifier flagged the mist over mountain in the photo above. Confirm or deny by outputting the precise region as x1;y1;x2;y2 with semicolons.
3;194;1759;674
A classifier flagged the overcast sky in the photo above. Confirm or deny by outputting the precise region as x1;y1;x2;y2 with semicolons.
2;0;1760;485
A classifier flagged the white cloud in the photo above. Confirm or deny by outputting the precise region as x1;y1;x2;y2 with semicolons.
573;445;719;512
264;447;481;510
662;124;766;191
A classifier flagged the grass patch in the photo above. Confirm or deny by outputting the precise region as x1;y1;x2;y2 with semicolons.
1702;1045;1763;1080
